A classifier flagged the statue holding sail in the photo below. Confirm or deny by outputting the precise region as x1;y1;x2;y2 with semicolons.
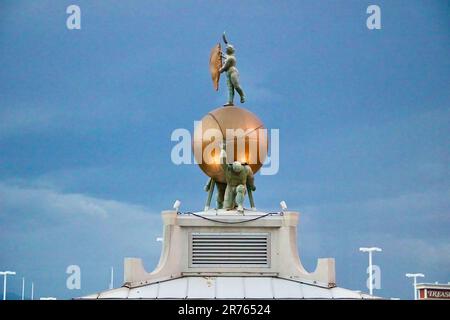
209;32;246;106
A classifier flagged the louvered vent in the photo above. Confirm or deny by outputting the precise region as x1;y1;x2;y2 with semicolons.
190;233;270;267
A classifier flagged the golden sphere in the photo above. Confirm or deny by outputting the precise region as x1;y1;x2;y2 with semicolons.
192;106;268;183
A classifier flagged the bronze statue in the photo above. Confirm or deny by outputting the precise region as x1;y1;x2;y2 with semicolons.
204;143;256;213
201;34;260;213
196;106;267;212
209;33;246;106
219;144;255;212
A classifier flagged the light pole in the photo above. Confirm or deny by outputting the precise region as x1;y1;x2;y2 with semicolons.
31;282;34;300
109;267;114;290
0;271;16;300
359;247;382;295
22;277;25;300
406;273;424;300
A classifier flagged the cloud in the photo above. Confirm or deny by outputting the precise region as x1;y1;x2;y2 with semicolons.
0;106;58;138
298;189;450;282
0;181;163;298
0;181;156;225
0;96;135;139
244;81;283;104
387;236;450;267
303;189;450;220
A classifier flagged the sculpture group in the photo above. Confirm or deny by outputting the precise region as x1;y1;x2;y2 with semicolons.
204;33;258;213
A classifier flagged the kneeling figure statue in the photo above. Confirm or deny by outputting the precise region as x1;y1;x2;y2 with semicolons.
218;145;256;212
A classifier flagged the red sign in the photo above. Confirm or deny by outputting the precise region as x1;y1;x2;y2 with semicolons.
426;289;450;299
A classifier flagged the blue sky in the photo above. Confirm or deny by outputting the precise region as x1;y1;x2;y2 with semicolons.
0;0;449;299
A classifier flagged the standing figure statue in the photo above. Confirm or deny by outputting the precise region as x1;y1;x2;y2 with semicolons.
220;33;246;106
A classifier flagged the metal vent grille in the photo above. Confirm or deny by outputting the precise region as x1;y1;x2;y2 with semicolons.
190;233;270;267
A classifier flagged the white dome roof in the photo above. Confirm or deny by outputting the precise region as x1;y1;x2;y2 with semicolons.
80;276;376;300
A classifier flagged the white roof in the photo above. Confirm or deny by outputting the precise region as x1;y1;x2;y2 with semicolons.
80;276;375;299
416;283;450;290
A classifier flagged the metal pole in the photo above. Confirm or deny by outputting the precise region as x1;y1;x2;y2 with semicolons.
2;274;6;301
31;282;34;300
414;276;417;300
406;273;424;300
368;251;373;295
109;267;114;290
22;277;25;300
360;247;381;296
0;272;16;300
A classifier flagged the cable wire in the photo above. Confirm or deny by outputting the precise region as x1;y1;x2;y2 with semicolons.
180;211;280;224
